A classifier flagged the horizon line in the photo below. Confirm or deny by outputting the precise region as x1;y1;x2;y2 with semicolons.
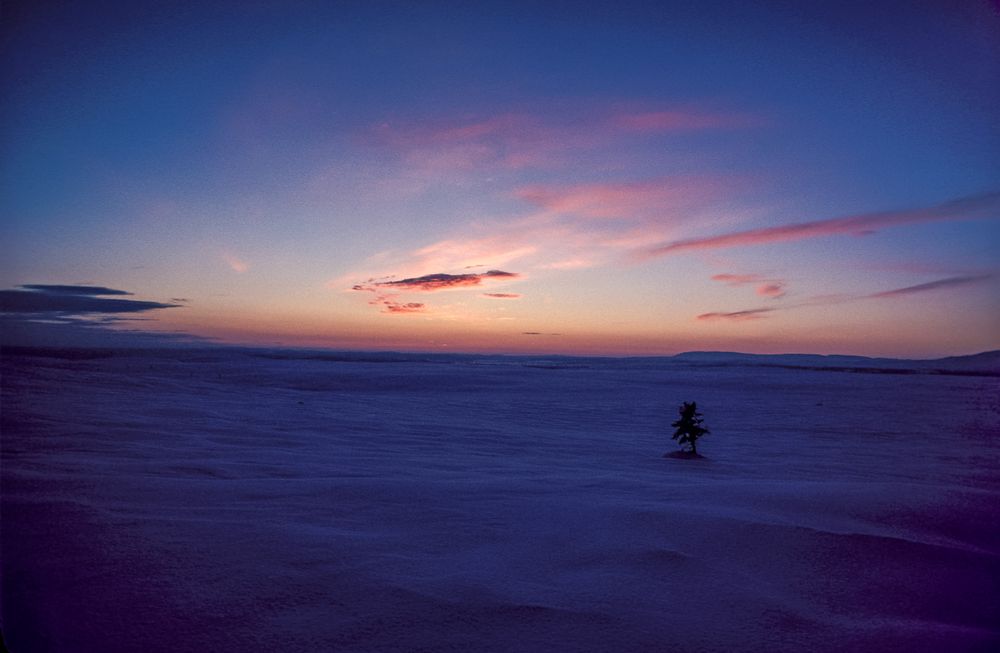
2;341;996;364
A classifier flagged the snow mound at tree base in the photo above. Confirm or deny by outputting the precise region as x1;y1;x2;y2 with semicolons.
664;450;706;460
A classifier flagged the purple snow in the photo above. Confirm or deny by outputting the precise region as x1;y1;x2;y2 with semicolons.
2;348;998;652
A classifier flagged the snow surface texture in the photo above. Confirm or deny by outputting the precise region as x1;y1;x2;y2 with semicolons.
2;349;998;652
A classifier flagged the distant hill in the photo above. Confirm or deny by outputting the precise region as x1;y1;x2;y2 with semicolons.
669;350;1000;375
4;344;998;376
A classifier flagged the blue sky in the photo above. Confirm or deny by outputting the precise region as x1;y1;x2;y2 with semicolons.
2;0;998;355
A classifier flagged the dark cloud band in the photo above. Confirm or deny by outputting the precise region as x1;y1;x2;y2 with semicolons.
19;284;133;296
1;285;180;314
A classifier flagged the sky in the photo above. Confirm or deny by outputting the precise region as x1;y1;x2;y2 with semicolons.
1;0;998;357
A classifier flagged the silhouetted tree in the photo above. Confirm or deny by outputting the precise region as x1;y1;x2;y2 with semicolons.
671;401;709;455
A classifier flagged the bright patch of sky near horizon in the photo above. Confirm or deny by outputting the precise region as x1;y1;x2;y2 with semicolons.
1;0;998;356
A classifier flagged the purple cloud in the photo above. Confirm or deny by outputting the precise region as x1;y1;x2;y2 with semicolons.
355;269;519;293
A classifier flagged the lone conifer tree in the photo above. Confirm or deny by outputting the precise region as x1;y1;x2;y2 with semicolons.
671;401;709;455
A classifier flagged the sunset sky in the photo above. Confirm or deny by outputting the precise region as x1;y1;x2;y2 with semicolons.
2;1;998;356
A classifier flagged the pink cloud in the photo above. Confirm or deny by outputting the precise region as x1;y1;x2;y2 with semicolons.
482;293;521;299
412;239;537;273
364;104;758;175
365;113;566;171
367;217;624;278
516;177;727;221
222;253;249;273
711;273;786;299
756;283;786;298
639;191;1000;258
382;301;425;314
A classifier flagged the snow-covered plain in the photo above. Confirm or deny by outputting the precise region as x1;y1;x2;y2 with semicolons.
2;348;998;652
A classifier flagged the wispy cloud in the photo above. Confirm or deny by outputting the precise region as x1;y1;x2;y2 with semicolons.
223;252;249;273
366;112;559;171
697;308;776;321
639;191;1000;259
365;105;757;175
866;274;992;299
376;175;736;278
697;274;993;323
610;109;755;133
515;176;729;221
409;239;538;274
482;293;521;299
373;107;751;148
711;273;786;299
711;273;764;285
370;114;530;148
